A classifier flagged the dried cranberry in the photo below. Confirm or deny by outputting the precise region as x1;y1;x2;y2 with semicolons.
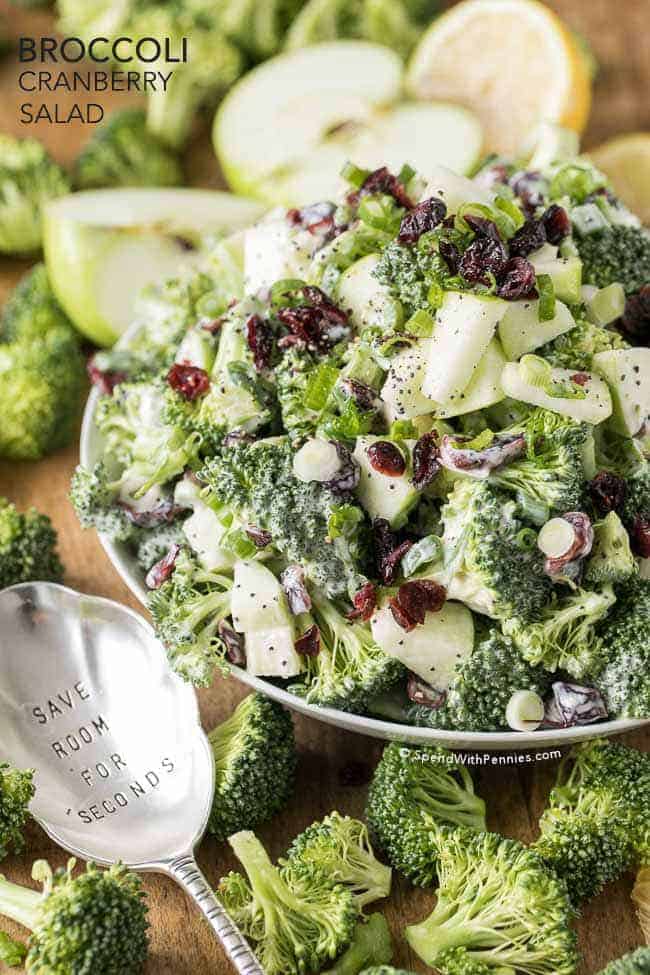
245;526;273;548
281;564;312;615
496;256;537;300
246;314;274;371
393;579;446;626
631;517;650;557
145;543;181;589
459;237;508;284
589;471;627;515
87;356;127;395
412;432;440;489
118;497;182;528
289;202;340;242
366;441;406;477
389;596;417;631
346;582;377;622
398;196;447;244
463;214;502;240
373;518;413;585
619;286;650;345
295;624;321;657
218;621;246;666
407;674;446;709
167;362;210;400
570;372;590;387
277;288;349;353
509;218;546;258
439;239;461;274
542;204;571;245
542;681;607;728
348;166;414;209
323;441;360;495
338;761;372;787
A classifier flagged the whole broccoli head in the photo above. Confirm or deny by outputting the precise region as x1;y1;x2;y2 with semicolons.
69;461;136;542
322;913;393;975
208;693;296;841
365;743;486;887
408;627;551;733
0;135;69;255
0;326;85;461
199;439;368;600
290;592;403;713
440;479;551;622
597;948;650;975
218;830;358;975
282;811;391;909
75;108;183;190
0;498;63;589
147;547;232;685
405;827;578;975
576;225;650;296
584;512;637;586
539;318;628;372
0;859;148;974
592;576;650;718
1;263;74;344
0;764;34;861
503;585;616;678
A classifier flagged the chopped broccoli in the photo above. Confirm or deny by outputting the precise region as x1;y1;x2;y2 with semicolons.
218;830;358;975
576;225;650;296
282;811;391;909
0;930;26;967
147;547;232;685
440;479;551;622
360;969;416;975
405;826;578;975
208;693;296;841
622;466;650;526
593;577;650;718
221;0;304;60
199;439;368;599
1;263;74;344
597;948;650;975
75;108;183;190
134;520;187;573
0;326;85;461
0;859;148;974
504;586;616;678
69;461;136;542
584;512;637;585
0;764;34;860
408;627;551;733
539;318;628;372
366;742;486;887
291;592;403;713
0;135;69;255
373;235;459;317
322;913;393;975
430;947;493;975
0;497;63;588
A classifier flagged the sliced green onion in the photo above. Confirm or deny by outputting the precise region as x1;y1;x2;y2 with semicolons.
358;194;403;233
516;527;538;551
427;281;445;311
549;163;607;204
537;517;576;558
398;163;416;186
303;363;340;411
585;282;626;326
341;161;369;189
405;309;435;337
495;195;526;232
328;503;364;540
270;278;306;305
519;354;553;389
537;273;556;322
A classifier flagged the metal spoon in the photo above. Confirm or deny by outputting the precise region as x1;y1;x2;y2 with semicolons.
0;582;263;975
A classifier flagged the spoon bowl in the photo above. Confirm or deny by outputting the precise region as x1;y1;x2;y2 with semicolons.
0;582;263;974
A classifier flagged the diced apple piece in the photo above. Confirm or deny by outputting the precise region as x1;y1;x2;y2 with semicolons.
501;359;612;424
592;348;650;436
498;299;576;360
337;254;396;331
245;626;303;678
381;342;436;421
529;247;582;305
435;337;506;418
231;560;291;633
420;164;494;211
354;436;419;529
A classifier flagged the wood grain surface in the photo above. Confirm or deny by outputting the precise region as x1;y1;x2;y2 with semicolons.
0;1;648;971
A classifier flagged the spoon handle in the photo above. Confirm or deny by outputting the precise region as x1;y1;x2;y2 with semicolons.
166;853;264;975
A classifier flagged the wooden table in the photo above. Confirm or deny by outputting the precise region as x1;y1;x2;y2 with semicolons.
0;1;648;971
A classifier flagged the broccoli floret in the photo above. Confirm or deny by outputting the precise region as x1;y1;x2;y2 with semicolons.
576;225;650;296
539;318;628;372
218;830;358;975
373;236;458;316
75;108;183;190
291;592;403;713
504;586;616;678
408;627;551;733
134;520;187;573
597;948;650;975
593;576;650;718
622;466;650;525
0;498;63;589
282;811;391;909
440;479;551;622
365;742;486;887
360;969;416;975
199;439;368;599
584;512;637;586
322;913;393;975
0;135;69;255
0;859;148;973
208;693;296;841
69;461;137;542
405;826;578;975
0;930;26;967
220;0;304;60
147;547;232;685
1;263;74;343
0;764;34;861
0;327;85;461
490;409;590;524
431;947;493;975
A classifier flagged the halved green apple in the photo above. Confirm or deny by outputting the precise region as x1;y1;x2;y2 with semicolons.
214;41;483;206
43;189;265;346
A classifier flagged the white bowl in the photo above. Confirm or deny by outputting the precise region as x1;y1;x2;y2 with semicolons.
81;380;647;751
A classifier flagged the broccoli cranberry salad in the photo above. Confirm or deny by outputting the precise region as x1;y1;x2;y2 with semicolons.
72;155;650;735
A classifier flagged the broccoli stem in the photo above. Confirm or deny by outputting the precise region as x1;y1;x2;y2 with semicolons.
229;830;306;916
0;874;43;932
413;769;486;831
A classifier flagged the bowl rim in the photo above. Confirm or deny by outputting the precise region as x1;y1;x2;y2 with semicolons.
80;374;648;751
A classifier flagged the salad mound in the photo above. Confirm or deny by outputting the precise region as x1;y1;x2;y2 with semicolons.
72;154;650;734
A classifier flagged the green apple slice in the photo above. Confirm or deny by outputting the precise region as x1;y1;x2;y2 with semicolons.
435;337;506;418
498;298;576;360
592;348;650;436
214;42;483;206
43;189;265;346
